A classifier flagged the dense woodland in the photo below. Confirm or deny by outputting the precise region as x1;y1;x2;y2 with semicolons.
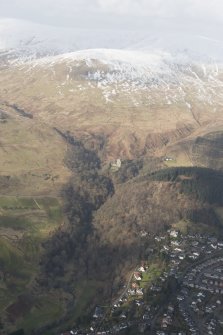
40;132;114;285
40;142;223;280
149;167;223;204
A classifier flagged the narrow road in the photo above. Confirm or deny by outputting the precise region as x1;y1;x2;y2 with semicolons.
0;194;60;198
94;266;138;335
113;266;138;306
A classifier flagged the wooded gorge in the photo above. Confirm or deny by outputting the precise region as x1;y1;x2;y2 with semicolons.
34;133;223;333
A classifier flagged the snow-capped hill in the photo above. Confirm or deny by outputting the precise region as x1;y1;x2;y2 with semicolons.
20;47;222;108
1;27;223;161
34;48;172;73
0;18;149;60
31;48;222;85
2;18;223;110
1;18;223;64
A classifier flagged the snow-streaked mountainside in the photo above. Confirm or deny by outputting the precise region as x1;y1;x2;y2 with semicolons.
1;18;223;161
1;18;223;63
1;18;223;101
1;19;223;112
28;48;223;101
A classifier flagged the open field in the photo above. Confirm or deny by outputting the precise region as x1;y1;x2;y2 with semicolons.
140;261;167;289
16;294;64;334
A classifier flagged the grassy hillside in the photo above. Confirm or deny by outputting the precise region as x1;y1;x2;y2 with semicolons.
1;60;223;162
191;131;223;170
0;103;70;196
0;196;64;334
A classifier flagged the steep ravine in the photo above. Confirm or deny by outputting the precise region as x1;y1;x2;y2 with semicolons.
34;131;115;333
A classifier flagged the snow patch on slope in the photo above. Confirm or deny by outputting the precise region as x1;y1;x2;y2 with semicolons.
25;48;223;107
